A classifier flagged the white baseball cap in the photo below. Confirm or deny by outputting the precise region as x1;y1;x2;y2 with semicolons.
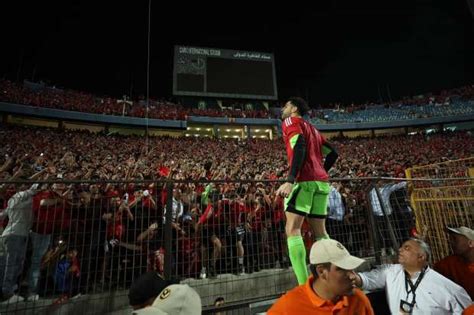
133;284;202;315
309;239;365;270
447;226;474;241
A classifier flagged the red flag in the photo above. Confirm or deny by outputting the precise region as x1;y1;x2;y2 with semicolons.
158;166;170;177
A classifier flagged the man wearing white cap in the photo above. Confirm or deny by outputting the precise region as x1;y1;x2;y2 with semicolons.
268;239;374;314
132;284;202;315
435;226;474;300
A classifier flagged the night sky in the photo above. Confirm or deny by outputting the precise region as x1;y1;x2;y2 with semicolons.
1;0;473;106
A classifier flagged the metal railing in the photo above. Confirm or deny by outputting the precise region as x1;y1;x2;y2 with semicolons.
0;177;455;314
406;158;474;263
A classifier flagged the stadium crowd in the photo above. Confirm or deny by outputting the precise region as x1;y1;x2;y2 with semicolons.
2;79;474;122
0;80;271;120
0;124;472;306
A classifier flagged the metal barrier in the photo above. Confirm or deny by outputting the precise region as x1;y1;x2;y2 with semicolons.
406;158;474;263
406;157;474;182
0;177;424;314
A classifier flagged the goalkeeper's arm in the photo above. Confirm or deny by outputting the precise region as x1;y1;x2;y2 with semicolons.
322;142;338;172
287;134;306;183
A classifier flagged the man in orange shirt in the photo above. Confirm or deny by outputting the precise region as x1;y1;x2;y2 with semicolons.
268;239;374;314
434;226;474;299
464;303;474;315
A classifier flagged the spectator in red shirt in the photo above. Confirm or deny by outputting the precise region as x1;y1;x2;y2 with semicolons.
196;193;223;278
435;226;474;300
27;185;70;301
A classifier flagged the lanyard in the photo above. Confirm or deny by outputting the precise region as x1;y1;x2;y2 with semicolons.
404;267;427;303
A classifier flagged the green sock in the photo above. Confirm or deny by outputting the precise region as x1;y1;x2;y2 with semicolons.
287;236;308;285
316;234;330;241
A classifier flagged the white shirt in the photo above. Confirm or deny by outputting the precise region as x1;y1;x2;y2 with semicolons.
163;197;183;224
369;182;407;216
328;186;345;221
1;184;38;237
359;264;472;314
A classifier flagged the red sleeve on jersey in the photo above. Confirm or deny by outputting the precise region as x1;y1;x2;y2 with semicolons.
282;117;303;140
321;133;327;145
198;204;213;225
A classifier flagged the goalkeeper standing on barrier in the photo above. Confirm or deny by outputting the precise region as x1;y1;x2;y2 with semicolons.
276;97;339;285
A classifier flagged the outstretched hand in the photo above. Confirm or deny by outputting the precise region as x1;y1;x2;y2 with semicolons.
276;182;293;198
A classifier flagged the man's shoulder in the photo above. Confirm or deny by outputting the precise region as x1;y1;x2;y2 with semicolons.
423;267;472;305
351;288;371;302
276;285;306;302
268;286;307;313
348;288;374;311
435;254;460;266
426;266;467;291
283;116;304;128
284;284;306;296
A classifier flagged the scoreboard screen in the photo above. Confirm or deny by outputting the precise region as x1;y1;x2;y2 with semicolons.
173;46;277;100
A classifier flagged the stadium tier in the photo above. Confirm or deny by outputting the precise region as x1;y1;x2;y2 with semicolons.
2;79;473;123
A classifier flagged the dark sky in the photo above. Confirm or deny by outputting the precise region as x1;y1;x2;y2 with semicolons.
1;0;473;106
